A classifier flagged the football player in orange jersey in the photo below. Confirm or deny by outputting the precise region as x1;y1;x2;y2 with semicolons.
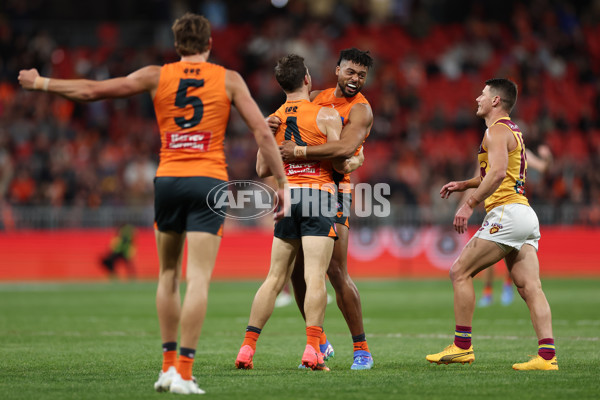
235;54;363;371
425;78;557;371
18;13;289;394
275;48;375;370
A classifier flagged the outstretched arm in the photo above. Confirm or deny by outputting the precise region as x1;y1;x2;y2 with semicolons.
18;66;161;101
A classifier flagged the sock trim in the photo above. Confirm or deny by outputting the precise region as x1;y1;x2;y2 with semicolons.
162;342;177;352
352;333;366;343
246;325;262;334
179;347;196;359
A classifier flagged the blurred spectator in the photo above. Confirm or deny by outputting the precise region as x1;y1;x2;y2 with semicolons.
0;0;599;226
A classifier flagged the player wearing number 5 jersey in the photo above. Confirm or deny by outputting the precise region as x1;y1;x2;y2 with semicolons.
235;54;362;371
426;78;557;371
153;61;230;180
18;13;289;394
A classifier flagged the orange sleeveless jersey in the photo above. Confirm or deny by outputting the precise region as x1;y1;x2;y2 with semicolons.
153;61;231;180
478;117;530;212
273;99;335;193
312;88;370;192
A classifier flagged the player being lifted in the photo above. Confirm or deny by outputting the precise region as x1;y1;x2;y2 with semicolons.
278;48;375;370
235;54;363;371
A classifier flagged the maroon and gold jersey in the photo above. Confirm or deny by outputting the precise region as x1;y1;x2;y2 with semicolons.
478;117;530;212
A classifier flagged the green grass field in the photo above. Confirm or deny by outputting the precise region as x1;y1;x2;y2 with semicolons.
1;279;599;399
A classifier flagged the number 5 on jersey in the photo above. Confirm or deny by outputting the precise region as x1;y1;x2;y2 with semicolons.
174;78;205;129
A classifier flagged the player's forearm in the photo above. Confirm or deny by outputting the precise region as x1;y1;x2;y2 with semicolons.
344;155;362;173
467;169;505;207
41;74;149;102
256;150;273;178
463;176;481;189
333;151;364;174
255;130;287;186
303;139;358;160
41;77;103;102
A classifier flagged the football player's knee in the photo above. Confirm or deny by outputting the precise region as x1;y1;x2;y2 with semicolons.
327;253;346;273
327;263;345;285
519;280;543;299
449;261;469;283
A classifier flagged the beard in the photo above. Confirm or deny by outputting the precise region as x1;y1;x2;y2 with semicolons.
339;80;360;97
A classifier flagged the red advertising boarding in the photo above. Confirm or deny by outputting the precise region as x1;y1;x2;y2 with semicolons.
0;227;598;281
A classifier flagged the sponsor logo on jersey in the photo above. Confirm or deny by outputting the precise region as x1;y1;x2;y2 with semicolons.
285;161;321;176
165;131;212;151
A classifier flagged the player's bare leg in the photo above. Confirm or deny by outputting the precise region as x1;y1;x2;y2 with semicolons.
154;229;185;391
290;251;307;320
179;232;221;349
327;224;363;336
164;231;220;393
301;236;334;327
507;244;557;370
155;229;185;348
247;238;299;329
291;251;334;362
450;238;507;327
236;238;298;369
290;225;371;368
300;235;334;371
427;237;505;365
327;223;373;369
506;244;553;339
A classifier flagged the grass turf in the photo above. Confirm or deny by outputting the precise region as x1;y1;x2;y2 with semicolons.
1;279;599;399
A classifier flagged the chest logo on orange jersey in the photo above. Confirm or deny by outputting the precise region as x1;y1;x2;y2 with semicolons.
165;131;212;151
285;161;321;176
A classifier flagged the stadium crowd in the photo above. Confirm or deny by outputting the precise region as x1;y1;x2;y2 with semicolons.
1;0;600;225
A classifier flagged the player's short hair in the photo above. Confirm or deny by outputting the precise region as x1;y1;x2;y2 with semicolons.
274;54;308;93
485;78;518;113
172;13;211;56
337;48;374;69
